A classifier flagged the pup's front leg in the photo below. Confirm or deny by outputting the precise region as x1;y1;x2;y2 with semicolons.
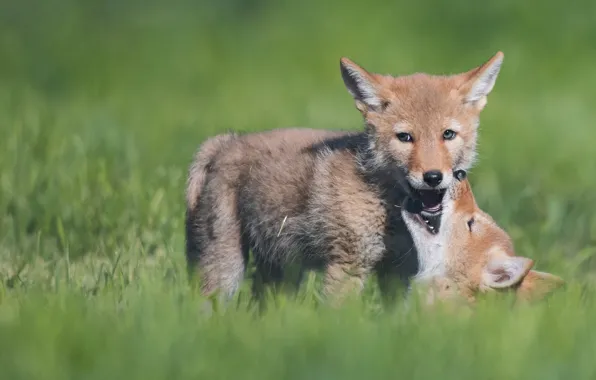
323;259;370;307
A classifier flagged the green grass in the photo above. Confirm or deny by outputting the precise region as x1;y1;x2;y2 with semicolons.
1;0;596;378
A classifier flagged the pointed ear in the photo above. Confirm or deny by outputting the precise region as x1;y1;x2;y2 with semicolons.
458;51;504;110
516;270;565;302
482;255;533;289
340;57;384;111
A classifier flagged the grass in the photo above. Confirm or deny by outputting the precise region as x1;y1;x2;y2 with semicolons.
0;0;596;378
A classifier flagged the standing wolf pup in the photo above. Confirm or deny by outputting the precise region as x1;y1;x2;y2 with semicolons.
185;52;504;304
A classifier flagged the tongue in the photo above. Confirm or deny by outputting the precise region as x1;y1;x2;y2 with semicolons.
424;204;441;212
418;190;442;210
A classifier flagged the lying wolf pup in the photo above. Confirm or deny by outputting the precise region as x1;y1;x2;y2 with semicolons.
402;171;565;306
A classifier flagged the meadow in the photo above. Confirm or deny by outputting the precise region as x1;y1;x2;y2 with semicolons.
1;0;596;378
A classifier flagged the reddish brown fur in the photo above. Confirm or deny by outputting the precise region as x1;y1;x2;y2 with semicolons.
185;53;506;306
341;52;503;188
421;179;565;305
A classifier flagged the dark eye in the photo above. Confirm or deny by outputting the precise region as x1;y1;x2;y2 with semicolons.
396;133;413;143
443;129;457;140
467;217;475;231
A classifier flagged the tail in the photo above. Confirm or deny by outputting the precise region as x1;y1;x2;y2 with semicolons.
185;133;236;211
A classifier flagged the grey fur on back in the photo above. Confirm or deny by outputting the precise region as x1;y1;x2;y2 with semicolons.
185;127;419;304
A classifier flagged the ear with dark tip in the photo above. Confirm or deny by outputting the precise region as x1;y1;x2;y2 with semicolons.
458;51;504;110
340;57;385;111
482;256;534;289
515;270;565;302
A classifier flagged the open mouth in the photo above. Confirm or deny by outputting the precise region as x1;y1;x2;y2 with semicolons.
405;187;447;235
415;188;446;215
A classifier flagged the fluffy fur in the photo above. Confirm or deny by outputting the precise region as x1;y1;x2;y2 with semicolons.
402;178;565;306
185;53;505;304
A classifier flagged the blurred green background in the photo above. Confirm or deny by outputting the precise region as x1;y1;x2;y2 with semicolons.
1;1;596;378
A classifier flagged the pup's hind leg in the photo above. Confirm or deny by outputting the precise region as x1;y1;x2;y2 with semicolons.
251;258;284;311
251;258;304;312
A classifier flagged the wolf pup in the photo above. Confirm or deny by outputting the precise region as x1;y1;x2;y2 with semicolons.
185;52;505;304
402;174;565;306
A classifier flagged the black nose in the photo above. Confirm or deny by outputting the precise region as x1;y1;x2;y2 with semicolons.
423;170;443;187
